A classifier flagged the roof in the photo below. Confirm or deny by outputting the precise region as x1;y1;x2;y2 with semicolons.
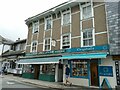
25;0;79;25
1;50;25;57
11;39;26;45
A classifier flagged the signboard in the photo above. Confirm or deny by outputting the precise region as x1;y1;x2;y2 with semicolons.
66;45;109;53
26;45;109;56
99;66;113;77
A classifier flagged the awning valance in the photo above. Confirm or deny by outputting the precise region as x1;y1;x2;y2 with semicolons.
60;53;107;59
16;57;60;64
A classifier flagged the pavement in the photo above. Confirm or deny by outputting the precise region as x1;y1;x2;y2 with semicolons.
1;74;96;90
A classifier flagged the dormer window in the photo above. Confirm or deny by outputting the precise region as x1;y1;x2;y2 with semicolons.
33;21;39;33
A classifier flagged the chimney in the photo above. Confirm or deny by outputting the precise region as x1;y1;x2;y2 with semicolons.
16;38;20;41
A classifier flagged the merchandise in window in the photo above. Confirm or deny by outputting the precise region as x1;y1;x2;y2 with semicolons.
82;4;92;19
62;34;70;49
23;65;34;73
31;41;37;52
83;29;93;46
33;21;39;33
44;38;51;51
40;64;55;75
45;18;52;30
71;60;88;77
62;12;70;25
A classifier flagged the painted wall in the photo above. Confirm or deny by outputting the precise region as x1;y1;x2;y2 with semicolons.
99;56;117;88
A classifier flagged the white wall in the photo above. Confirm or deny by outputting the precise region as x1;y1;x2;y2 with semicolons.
70;78;89;86
99;56;117;88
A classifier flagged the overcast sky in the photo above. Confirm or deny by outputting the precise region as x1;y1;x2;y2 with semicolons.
0;0;67;53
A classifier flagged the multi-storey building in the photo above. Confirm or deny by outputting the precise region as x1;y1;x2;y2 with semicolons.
18;0;119;88
2;38;26;75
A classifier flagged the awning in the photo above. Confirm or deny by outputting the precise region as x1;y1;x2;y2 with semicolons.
60;53;107;59
16;57;60;64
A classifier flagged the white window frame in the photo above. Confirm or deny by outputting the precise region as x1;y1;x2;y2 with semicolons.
45;17;52;30
81;29;95;47
44;38;51;51
32;21;39;33
62;10;71;25
61;33;71;49
31;41;38;53
81;3;92;20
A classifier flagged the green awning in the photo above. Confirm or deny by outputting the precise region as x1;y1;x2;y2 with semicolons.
60;53;107;59
16;57;60;64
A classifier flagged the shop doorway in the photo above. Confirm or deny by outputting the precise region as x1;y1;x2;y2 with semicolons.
34;65;40;79
90;60;99;86
58;63;63;82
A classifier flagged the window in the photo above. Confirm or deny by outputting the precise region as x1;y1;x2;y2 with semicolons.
62;11;70;25
82;4;92;19
44;38;51;51
31;41;37;52
45;17;52;30
83;29;93;46
70;60;88;77
33;21;39;33
40;64;55;75
15;44;20;51
62;34;70;49
23;65;34;73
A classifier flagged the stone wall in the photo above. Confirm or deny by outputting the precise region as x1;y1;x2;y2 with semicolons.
105;1;120;55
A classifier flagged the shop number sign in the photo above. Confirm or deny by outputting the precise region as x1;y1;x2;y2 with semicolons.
99;66;113;77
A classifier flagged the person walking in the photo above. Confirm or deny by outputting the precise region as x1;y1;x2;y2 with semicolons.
64;64;72;86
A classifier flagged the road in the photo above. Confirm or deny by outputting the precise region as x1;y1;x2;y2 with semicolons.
1;76;58;90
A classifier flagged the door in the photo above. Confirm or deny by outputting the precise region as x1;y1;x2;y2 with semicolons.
90;61;99;86
34;65;40;79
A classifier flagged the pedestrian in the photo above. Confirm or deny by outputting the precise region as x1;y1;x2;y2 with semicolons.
64;64;72;86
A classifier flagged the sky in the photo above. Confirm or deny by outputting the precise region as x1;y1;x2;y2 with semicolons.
0;0;68;53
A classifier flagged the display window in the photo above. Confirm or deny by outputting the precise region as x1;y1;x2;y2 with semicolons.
70;60;88;78
23;65;34;73
40;64;55;75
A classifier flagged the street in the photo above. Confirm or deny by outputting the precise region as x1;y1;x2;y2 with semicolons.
1;76;58;90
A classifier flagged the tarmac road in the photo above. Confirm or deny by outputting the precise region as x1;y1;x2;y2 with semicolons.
1;76;58;90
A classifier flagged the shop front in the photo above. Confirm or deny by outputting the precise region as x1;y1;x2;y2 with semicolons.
61;53;107;87
17;57;63;82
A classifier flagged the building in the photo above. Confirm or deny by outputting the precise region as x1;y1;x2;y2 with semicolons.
2;38;26;75
18;0;119;88
105;1;120;88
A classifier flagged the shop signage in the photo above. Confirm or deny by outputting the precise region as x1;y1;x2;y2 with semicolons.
26;45;109;56
99;66;113;77
66;45;109;52
26;49;66;56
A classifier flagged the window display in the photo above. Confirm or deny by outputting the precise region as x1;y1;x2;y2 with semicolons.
40;64;55;75
23;65;34;73
71;60;88;77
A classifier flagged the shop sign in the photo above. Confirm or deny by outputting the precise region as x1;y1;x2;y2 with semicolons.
66;45;109;53
26;49;66;56
26;45;109;56
99;66;113;77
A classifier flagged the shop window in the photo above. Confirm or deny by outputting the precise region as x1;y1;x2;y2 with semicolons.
31;41;38;52
82;29;93;46
23;65;34;73
70;60;88;78
81;3;92;19
33;21;39;33
44;38;51;51
62;34;70;49
40;64;55;75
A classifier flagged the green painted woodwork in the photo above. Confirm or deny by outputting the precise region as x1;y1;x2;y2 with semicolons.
22;73;34;79
39;74;55;82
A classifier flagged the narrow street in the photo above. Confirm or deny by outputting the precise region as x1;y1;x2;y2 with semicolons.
1;76;57;90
